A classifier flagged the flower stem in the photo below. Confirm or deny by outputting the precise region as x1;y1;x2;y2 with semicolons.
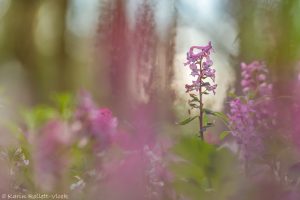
199;61;204;141
199;93;204;140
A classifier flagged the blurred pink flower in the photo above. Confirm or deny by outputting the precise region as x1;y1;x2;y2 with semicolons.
34;120;72;192
228;98;262;161
96;103;172;199
101;143;169;200
75;90;96;121
75;91;118;151
228;61;275;163
204;132;220;145
240;61;272;96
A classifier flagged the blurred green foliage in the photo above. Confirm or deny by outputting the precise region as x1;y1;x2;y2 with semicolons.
22;93;74;130
170;135;238;200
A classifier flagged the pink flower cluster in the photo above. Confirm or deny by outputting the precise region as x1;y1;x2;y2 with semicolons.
241;61;272;96
74;92;170;198
35;120;72;191
228;61;274;162
290;76;300;149
241;61;275;125
75;91;118;151
184;42;217;95
228;98;263;161
32;91;170;197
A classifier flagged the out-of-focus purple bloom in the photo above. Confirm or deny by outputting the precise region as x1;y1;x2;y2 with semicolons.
90;108;118;151
90;108;118;135
89;104;173;199
228;98;263;161
75;91;118;151
240;61;275;126
290;75;300;149
101;142;169;200
228;61;275;162
34;120;72;192
204;131;220;145
240;61;272;96
75;90;97;121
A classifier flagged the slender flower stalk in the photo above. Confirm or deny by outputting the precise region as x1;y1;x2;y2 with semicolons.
184;42;217;140
199;61;204;140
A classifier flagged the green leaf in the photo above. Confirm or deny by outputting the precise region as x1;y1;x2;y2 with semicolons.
189;93;200;102
170;161;205;182
189;103;200;108
176;116;198;125
171;135;238;199
172;135;215;167
203;109;228;123
219;131;230;140
214;112;229;124
203;108;215;115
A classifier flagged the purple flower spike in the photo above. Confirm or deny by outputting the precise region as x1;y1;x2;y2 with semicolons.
228;61;275;164
240;61;272;97
183;42;217;141
184;41;217;95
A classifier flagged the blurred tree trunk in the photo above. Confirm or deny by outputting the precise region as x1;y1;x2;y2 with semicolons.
270;0;300;128
4;0;69;103
6;0;41;102
271;0;299;96
227;0;261;94
54;0;70;93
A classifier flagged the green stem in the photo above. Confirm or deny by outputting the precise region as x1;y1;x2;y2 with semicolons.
199;60;204;141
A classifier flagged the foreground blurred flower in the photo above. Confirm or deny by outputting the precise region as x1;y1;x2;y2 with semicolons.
228;98;262;162
75;91;118;152
74;92;173;199
290;75;300;149
101;143;170;200
34;120;72;192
